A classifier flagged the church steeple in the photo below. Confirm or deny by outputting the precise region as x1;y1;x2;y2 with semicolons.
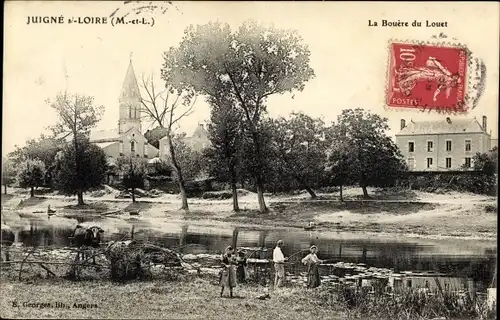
118;57;142;134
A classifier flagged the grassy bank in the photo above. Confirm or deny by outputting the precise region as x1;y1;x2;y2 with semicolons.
0;276;495;320
0;276;341;320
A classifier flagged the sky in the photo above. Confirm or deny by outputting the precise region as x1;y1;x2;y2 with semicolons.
3;1;499;156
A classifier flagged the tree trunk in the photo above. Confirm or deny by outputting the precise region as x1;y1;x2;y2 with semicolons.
167;133;188;211
30;186;34;198
4;184;7;195
231;181;239;212
179;182;189;210
303;184;317;199
256;179;268;213
131;188;136;203
340;184;344;202
230;167;239;212
77;191;84;205
361;185;369;198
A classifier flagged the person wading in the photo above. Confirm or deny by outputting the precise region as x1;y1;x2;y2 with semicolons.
301;245;324;288
273;240;288;288
219;246;237;298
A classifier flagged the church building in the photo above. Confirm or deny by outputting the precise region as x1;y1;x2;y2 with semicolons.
90;60;159;159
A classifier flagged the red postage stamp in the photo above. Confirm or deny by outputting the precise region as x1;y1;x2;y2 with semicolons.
386;42;468;112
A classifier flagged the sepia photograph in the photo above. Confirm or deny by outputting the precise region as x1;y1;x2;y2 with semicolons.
1;1;498;319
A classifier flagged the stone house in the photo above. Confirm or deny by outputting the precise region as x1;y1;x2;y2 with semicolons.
395;116;493;171
158;124;211;159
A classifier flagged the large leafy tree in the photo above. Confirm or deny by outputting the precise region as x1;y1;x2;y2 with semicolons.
53;136;107;204
333;108;407;198
48;92;104;205
162;21;315;213
8;134;63;187
269;112;328;199
2;158;17;195
17;159;46;197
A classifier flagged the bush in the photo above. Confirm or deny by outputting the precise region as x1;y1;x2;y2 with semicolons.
202;190;233;200
105;241;183;281
406;173;497;196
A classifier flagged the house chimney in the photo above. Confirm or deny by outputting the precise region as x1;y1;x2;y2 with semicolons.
446;117;451;124
199;123;204;129
400;119;406;130
482;116;487;132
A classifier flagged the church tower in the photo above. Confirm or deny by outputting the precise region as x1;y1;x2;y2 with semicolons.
118;59;142;134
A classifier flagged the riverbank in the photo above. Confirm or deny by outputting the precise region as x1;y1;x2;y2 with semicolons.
1;187;497;240
0;275;494;320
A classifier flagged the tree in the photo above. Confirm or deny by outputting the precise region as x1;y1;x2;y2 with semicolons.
171;135;205;181
118;157;147;203
48;92;104;205
269;112;328;199
8;134;63;187
53;136;107;204
162;21;315;213
204;88;244;211
325;124;352;202
458;147;498;195
472;147;498;175
2;158;17;195
333;108;407;198
17;159;46;197
139;74;196;210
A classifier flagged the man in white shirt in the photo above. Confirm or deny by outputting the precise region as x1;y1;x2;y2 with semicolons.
273;240;287;287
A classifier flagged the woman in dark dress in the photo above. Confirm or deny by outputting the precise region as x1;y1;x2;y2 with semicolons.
301;245;324;288
235;249;248;283
219;246;237;297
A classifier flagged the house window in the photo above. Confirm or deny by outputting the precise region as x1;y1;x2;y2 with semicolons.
131;141;135;153
446;140;452;152
465;157;471;168
119;142;124;154
427;158;433;168
465;140;471;151
144;144;148;157
408;142;415;153
427;141;433;152
445;157;452;168
129;105;132;118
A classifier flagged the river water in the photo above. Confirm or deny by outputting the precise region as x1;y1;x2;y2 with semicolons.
1;213;497;291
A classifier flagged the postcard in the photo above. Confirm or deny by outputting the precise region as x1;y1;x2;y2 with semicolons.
2;1;498;319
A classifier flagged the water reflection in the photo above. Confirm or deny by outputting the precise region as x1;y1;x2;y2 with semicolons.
2;215;496;289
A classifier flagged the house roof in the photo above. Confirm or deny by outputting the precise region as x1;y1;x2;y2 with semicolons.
90;129;120;142
192;124;209;139
396;118;487;136
94;141;119;149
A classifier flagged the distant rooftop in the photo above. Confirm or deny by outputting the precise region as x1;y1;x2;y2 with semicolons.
396;118;488;136
89;128;120;142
